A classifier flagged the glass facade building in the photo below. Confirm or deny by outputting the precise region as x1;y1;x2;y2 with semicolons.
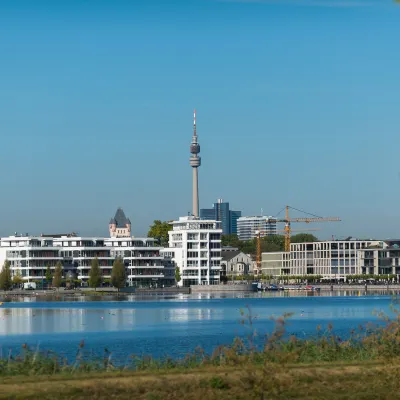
200;199;242;235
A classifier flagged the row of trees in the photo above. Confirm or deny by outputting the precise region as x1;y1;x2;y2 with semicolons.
0;257;128;292
222;233;319;257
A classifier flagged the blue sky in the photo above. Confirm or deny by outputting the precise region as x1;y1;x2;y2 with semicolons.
0;0;399;239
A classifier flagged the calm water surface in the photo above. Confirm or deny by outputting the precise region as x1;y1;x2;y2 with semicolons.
0;291;396;362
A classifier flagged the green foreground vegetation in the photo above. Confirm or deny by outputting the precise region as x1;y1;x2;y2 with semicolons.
1;360;400;400
3;305;400;398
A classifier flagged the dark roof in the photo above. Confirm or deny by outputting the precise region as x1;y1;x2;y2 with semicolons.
221;249;242;262
112;208;130;228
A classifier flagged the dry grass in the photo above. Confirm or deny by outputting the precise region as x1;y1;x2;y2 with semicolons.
2;360;400;400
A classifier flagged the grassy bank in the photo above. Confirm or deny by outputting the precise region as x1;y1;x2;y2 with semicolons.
1;360;400;399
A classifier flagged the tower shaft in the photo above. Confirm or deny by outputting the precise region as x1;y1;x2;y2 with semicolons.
193;167;199;218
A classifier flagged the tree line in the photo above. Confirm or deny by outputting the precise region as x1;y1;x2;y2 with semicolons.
0;258;127;291
222;233;319;257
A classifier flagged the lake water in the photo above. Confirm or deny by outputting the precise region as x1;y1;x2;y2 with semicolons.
0;292;397;363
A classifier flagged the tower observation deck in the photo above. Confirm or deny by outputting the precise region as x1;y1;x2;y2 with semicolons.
190;109;201;217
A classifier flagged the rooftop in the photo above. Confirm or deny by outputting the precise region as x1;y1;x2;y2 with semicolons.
110;208;131;227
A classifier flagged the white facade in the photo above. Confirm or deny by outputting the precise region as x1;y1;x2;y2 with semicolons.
0;235;175;287
237;216;277;241
167;216;222;287
261;239;381;277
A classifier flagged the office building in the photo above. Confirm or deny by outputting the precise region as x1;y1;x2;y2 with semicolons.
200;199;242;235
261;238;381;278
237;216;277;241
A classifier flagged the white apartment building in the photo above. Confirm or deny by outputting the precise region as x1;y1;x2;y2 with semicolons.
261;238;380;278
166;216;222;287
0;234;174;287
237;216;277;241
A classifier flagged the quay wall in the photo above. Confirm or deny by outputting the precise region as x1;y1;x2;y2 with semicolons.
121;287;190;295
191;284;256;293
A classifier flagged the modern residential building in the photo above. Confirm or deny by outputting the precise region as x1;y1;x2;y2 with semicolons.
261;238;381;278
237;216;277;241
200;199;242;235
109;208;131;238
105;237;175;287
166;216;222;287
220;248;254;277
0;234;175;288
358;239;400;276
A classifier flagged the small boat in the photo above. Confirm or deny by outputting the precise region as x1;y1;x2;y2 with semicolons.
0;302;3;306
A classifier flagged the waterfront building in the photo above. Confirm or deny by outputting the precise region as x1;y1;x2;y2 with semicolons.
200;199;242;235
167;216;222;286
0;235;63;281
220;248;254;278
262;252;291;277
237;216;277;241
109;208;131;238
261;238;381;278
105;237;175;287
0;234;174;287
358;239;400;276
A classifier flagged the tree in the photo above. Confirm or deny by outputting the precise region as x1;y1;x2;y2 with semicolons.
111;257;126;291
221;234;241;248
0;260;12;291
291;233;319;243
175;267;181;284
147;220;172;247
52;262;63;290
89;257;102;291
45;266;52;286
12;270;23;287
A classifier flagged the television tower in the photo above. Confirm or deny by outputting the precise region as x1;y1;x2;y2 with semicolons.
189;109;201;217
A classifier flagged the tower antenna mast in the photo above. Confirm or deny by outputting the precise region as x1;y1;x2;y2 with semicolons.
189;109;201;217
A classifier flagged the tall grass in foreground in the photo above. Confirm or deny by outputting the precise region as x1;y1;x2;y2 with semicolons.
2;301;400;377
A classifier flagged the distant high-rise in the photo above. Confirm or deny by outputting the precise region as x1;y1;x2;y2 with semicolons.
189;109;201;217
237;216;277;241
200;199;242;235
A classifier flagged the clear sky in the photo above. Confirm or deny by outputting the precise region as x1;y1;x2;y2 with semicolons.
0;0;399;239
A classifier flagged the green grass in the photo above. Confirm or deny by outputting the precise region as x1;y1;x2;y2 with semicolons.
1;361;400;399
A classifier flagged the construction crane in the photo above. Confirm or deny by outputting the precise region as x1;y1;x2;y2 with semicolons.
255;228;319;276
255;205;341;274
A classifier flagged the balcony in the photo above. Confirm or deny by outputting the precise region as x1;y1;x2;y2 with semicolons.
128;274;164;278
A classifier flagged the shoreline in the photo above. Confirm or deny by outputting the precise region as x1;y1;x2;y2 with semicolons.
0;284;399;298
